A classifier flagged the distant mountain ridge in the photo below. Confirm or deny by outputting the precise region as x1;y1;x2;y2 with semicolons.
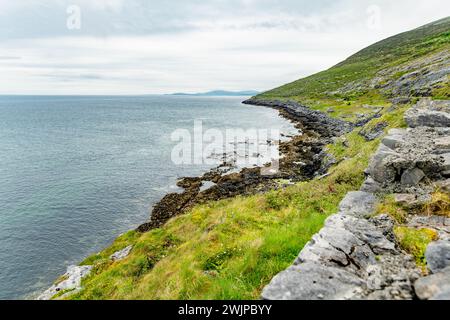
170;90;260;96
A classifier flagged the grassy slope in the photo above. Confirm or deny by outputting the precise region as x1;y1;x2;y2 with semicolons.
68;18;449;300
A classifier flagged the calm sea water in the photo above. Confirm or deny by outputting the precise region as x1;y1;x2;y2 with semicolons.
0;95;296;299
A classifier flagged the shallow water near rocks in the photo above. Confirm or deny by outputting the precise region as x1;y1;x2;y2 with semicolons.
0;95;298;299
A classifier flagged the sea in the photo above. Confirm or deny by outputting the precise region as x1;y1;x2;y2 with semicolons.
0;95;297;299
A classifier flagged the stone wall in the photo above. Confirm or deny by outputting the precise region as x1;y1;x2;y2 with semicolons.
262;99;450;300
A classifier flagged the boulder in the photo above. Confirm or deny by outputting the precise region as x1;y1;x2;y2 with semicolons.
381;129;406;149
414;266;450;300
425;240;450;273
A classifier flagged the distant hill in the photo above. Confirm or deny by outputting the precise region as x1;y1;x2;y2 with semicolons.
170;90;260;97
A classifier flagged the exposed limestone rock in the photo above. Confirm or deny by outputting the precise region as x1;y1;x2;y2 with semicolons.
414;266;450;300
262;99;449;300
359;121;388;141
37;265;92;300
338;191;378;218
365;105;450;193
405;99;450;128
110;245;133;262
425;240;450;273
261;262;364;300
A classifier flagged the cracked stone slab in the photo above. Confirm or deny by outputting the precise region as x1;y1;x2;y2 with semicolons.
326;214;396;254
261;262;364;300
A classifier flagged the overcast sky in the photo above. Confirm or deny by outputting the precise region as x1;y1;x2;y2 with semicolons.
0;0;449;95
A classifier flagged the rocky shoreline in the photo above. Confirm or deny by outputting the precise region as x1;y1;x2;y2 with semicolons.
36;97;399;300
136;98;361;233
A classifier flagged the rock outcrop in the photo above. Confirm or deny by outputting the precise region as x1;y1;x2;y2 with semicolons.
37;265;92;300
262;98;450;300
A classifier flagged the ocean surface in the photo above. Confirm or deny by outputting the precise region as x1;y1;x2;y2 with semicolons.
0;95;297;299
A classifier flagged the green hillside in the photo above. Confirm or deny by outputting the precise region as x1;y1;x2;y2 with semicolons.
61;18;449;300
257;17;449;119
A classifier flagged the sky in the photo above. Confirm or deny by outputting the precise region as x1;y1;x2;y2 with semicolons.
0;0;449;95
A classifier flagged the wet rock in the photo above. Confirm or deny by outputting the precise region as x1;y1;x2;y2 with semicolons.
401;168;425;186
37;265;92;300
110;245;133;262
243;99;354;138
414;266;450;300
261;262;364;300
425;240;450;273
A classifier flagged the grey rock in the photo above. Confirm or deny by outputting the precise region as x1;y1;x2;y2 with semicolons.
441;153;450;171
37;265;92;300
405;99;450;128
338;191;378;218
261;262;364;300
326;214;396;254
382;130;406;149
401;168;425;186
359;121;388;141
414;266;450;300
110;245;133;261
434;136;450;154
360;177;383;193
366;144;400;185
430;288;450;300
394;193;417;207
426;240;450;273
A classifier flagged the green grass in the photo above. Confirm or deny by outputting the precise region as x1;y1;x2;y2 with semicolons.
66;101;409;300
257;17;450;110
394;226;439;268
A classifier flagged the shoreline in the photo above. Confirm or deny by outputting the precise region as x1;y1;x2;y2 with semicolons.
37;97;362;299
136;98;357;232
